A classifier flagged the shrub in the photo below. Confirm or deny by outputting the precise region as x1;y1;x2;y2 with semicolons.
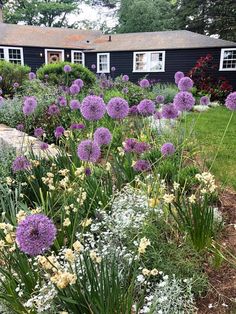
36;62;96;88
103;89;124;103
189;54;233;102
0;61;30;96
152;83;179;103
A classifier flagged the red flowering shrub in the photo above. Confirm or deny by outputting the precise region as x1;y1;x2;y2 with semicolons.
189;54;233;102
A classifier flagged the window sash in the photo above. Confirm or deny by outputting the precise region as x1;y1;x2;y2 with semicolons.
97;53;110;73
133;51;165;72
71;50;85;65
220;48;236;71
0;47;24;65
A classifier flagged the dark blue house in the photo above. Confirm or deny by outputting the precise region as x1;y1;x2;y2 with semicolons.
0;16;236;88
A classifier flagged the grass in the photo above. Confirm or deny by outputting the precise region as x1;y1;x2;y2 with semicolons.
185;106;236;189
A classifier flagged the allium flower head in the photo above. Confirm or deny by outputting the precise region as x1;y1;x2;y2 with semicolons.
16;124;24;131
58;96;67;107
70;99;80;110
107;97;129;119
174;71;184;84
16;214;56;256
64;65;72;73
80;95;106;121
13;82;19;88
111;66;116;72
29;72;36;80
77;140;101;163
139;79;150;88
94;127;112;146
23;96;37;116
161;104;178;119
12;156;31;173
85;167;91;176
135;142;150;154
200;96;210;106
178;77;194;91
70;123;85;130
122;75;129;82
161;143;175;157
133;160;151;172
91;64;96;70
225;92;236;111
40;142;49;150
48;104;60;116
137;99;155;116
74;79;84;88
129;105;139;116
156;95;165;104
70;84;80;95
123;138;138;152
174;91;195;112
154;111;162;120
122;87;129;94
34;127;44;138
54;126;65;138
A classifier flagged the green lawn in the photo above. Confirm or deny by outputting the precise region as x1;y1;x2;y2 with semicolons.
185;106;236;189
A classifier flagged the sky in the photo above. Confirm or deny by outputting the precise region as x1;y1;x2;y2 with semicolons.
69;3;118;29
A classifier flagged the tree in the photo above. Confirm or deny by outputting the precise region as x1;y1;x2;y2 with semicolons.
2;0;80;27
176;0;236;41
117;0;177;33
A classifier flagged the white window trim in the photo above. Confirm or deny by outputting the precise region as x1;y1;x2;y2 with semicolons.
0;46;24;65
97;53;110;73
71;50;85;66
133;51;166;73
44;49;65;65
219;48;236;71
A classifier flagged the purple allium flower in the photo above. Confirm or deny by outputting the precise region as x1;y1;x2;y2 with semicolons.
80;95;106;121
200;96;210;106
122;87;129;94
58;96;67;107
94;127;112;146
16;214;56;256
85;167;91;176
70;99;80;110
13;82;19;89
161;104;179;119
154;111;162;120
70;84;80;95
135;142;150;154
16;124;24;131
44;74;49;79
137;99;155;116
139;79;150;88
91;64;96;70
122;75;129;82
54;126;65;138
123;138;138;153
77;140;101;163
12;156;31;173
48;104;60;116
173;92;195;112
40;142;49;150
133;160;151;172
111;66;116;72
23;96;37;116
178;77;194;91
34;127;44;138
161;142;175;157
156;95;165;104
107;97;129;119
129;105;139;116
74;79;84;88
29;72;36;80
174;71;184;84
64;64;72;73
225;92;236;111
70;123;85;130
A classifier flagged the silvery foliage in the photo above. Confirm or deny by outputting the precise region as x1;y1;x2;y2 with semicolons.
141;275;197;314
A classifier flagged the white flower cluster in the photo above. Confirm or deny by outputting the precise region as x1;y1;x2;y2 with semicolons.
195;172;217;193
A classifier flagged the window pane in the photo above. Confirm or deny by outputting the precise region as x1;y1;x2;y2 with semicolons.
222;50;236;69
135;53;147;71
150;52;163;71
0;48;4;60
73;52;83;64
8;49;22;64
99;54;108;72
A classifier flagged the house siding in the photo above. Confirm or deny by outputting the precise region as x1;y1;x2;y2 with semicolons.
85;47;236;89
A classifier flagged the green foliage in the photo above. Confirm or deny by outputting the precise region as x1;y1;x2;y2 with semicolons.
3;0;80;27
0;60;30;96
103;88;124;103
36;62;96;89
152;83;179;103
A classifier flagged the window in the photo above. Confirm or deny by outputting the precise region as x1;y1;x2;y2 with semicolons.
0;47;24;65
133;51;165;72
71;50;85;65
97;53;110;73
220;48;236;71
